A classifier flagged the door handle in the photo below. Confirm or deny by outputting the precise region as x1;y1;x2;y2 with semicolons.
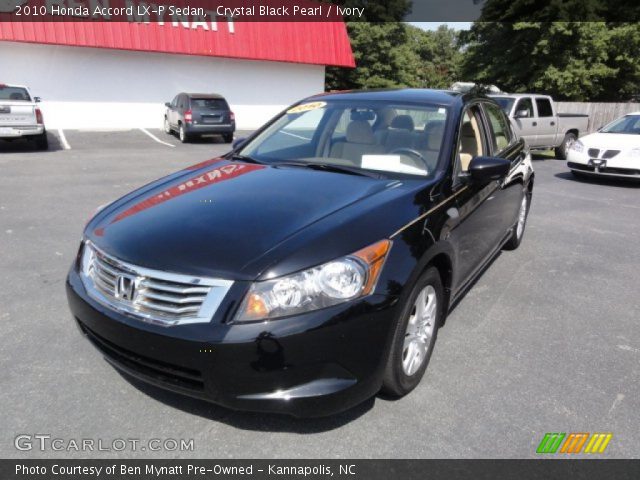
550;121;555;126
532;122;537;127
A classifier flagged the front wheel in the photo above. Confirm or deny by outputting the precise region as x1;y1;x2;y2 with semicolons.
382;267;443;397
504;191;530;250
555;132;577;160
223;133;233;143
163;117;171;134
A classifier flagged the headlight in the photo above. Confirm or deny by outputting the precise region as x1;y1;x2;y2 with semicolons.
571;140;584;153
235;239;391;322
630;148;640;158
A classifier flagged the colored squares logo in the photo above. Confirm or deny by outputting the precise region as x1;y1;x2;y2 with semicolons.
537;433;612;454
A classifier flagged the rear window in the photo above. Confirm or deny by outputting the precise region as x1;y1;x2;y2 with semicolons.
190;98;228;109
0;86;31;101
536;98;553;117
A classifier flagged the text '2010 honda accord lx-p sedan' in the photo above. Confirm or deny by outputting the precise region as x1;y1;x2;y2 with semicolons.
66;89;534;417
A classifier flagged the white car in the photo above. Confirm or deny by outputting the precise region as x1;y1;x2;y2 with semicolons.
567;112;640;179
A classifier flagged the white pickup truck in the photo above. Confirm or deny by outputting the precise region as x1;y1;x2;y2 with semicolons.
0;84;48;150
489;93;588;159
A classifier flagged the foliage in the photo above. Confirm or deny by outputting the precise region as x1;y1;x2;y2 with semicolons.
460;22;640;101
326;23;461;91
326;0;640;101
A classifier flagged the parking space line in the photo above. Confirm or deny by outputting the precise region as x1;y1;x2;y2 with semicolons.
57;129;71;150
139;128;175;148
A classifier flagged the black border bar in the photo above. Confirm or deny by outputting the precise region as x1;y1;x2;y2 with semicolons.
3;459;640;480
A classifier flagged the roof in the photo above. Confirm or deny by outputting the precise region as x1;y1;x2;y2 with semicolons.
489;93;552;99
0;21;354;68
313;89;463;106
184;93;225;99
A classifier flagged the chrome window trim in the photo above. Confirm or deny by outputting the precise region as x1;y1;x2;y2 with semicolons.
79;241;233;327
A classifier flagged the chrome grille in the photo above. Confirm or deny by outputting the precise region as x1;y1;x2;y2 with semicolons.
80;242;233;326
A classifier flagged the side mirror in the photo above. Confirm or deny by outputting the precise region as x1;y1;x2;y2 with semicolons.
468;156;511;183
514;109;530;119
232;137;247;150
34;97;41;103
164;102;171;108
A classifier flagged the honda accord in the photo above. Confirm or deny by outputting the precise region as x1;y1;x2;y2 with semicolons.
67;89;534;417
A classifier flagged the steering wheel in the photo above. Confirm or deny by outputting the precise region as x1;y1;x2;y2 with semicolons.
390;148;430;172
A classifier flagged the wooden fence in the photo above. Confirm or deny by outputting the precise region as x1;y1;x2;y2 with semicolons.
556;102;640;133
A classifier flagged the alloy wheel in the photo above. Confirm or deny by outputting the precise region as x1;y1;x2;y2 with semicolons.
402;285;437;376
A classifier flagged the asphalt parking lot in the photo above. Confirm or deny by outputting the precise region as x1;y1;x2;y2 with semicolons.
1;129;638;459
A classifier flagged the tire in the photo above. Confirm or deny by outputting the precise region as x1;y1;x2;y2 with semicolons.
382;267;444;397
504;191;531;250
223;133;233;143
178;124;189;143
34;132;49;150
555;132;577;160
163;117;171;134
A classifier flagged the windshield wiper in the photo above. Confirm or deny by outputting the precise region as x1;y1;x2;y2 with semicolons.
228;153;264;164
274;161;384;179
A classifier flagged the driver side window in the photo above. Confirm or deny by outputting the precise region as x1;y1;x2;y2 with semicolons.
515;98;533;118
457;107;485;174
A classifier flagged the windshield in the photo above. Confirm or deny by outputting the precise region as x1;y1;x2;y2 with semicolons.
238;99;449;177
600;114;640;134
0;86;31;101
492;97;515;114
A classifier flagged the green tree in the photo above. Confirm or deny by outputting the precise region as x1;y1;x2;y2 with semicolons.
461;22;620;100
459;0;640;100
326;23;462;91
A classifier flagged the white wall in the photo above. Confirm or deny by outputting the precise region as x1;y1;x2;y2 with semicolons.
0;41;325;130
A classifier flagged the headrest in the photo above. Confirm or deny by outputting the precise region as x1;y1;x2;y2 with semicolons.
390;115;414;131
461;121;476;138
377;107;397;128
346;120;375;144
424;122;445;148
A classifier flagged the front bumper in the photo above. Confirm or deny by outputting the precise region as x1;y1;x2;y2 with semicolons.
568;161;640;179
567;149;640;179
66;267;398;417
0;125;44;138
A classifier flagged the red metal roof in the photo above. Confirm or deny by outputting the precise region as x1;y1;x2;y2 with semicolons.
0;21;355;67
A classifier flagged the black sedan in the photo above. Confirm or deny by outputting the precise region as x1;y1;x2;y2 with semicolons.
67;89;534;417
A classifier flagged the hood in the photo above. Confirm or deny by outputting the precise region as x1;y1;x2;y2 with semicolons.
580;132;640;152
87;159;397;280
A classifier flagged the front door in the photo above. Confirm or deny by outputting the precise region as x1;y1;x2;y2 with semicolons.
512;97;538;147
448;105;505;290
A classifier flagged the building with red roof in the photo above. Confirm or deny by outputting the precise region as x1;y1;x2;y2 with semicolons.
0;14;354;129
